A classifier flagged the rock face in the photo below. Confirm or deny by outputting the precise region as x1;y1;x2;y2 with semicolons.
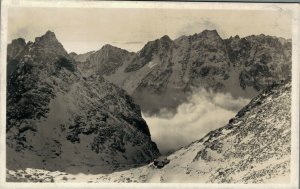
7;81;291;183
6;31;160;173
7;38;27;60
172;81;291;183
76;30;291;115
225;35;292;91
73;45;134;77
7;38;27;76
92;80;291;183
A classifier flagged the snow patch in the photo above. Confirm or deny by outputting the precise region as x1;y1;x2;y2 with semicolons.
147;61;158;69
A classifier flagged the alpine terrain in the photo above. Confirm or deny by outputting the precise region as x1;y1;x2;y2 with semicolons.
5;29;292;183
6;31;160;174
73;30;291;115
7;80;291;183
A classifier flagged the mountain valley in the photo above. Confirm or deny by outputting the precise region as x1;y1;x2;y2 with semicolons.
5;29;292;183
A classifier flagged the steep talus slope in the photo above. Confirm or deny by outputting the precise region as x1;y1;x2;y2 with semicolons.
93;81;291;183
76;30;291;115
7;80;291;182
6;31;159;174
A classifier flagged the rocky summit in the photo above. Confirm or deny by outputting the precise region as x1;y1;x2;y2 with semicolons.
74;44;134;77
7;38;27;77
6;31;160;174
74;30;291;115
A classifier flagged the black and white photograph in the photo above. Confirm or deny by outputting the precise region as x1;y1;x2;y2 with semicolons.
0;0;299;187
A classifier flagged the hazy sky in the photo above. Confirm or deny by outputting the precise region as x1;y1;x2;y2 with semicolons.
8;7;292;54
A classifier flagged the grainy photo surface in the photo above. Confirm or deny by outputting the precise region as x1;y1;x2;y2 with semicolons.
1;0;299;187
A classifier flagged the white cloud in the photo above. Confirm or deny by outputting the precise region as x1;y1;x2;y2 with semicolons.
143;89;250;154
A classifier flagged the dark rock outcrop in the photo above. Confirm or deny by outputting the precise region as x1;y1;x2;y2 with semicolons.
7;38;27;76
75;30;291;115
94;30;291;115
6;31;160;173
74;45;134;76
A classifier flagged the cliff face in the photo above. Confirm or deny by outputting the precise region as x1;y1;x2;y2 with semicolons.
225;35;292;91
7;38;27;76
6;31;160;173
73;45;134;77
7;81;291;183
96;81;292;183
75;30;291;115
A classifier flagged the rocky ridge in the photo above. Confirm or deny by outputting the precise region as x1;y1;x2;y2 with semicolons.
7;80;291;183
75;44;134;77
74;30;291;115
6;31;160;173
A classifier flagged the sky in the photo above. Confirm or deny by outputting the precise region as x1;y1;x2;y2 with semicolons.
7;7;292;54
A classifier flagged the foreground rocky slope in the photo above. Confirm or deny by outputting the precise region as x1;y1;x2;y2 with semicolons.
7;80;291;183
6;31;159;173
74;30;291;115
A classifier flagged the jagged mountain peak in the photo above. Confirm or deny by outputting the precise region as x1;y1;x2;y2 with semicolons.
159;35;172;42
69;52;77;58
198;29;222;39
9;38;26;46
100;44;130;54
121;35;174;73
101;30;291;114
7;38;28;76
35;30;58;43
101;44;117;49
138;35;173;56
7;32;160;173
228;35;241;40
7;38;27;61
33;30;68;57
156;35;173;46
143;34;173;48
201;29;218;34
243;33;288;43
24;31;69;62
63;30;292;115
74;44;134;76
45;30;56;36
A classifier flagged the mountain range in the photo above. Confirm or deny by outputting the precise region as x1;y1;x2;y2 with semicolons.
71;30;291;115
6;29;292;182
